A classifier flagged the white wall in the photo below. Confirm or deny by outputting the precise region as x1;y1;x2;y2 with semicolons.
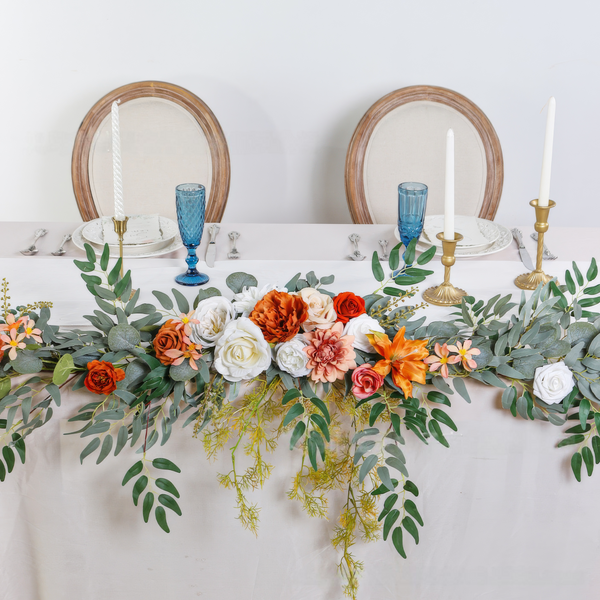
1;0;598;226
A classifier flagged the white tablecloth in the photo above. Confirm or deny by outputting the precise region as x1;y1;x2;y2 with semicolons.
1;223;598;600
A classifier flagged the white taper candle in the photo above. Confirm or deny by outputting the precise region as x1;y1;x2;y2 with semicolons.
444;129;455;240
111;100;125;220
538;96;556;207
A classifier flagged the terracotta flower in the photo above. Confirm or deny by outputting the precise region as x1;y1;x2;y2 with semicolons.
84;360;125;395
164;336;202;370
249;290;308;343
367;327;429;399
153;319;186;365
303;322;356;383
424;342;459;378
0;314;24;333
22;318;43;343
333;292;366;324
447;339;480;371
171;310;200;337
351;363;384;399
1;329;26;360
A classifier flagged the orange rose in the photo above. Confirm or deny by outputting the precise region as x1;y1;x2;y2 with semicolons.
333;292;366;324
153;319;185;365
84;360;126;395
249;290;308;343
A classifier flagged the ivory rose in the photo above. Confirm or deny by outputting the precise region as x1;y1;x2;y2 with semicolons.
299;288;337;332
533;361;575;405
351;364;384;399
343;314;385;353
190;297;236;347
213;317;271;382
275;335;311;377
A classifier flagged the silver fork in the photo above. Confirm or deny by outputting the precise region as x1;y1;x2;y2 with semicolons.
348;233;366;261
20;228;48;255
227;231;240;260
530;232;558;260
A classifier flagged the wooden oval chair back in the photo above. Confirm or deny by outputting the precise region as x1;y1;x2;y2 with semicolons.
345;85;503;224
72;81;230;222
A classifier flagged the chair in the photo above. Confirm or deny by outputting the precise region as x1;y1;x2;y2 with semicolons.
72;81;230;222
345;85;503;224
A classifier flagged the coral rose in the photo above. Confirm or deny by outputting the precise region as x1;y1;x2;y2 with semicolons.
249;290;308;343
153;319;185;365
351;363;384;399
303;322;356;383
333;292;366;324
84;360;125;395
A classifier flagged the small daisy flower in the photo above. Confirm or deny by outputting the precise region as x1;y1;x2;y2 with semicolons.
172;311;200;337
423;342;459;378
22;318;43;343
447;339;481;371
1;329;27;360
164;336;202;370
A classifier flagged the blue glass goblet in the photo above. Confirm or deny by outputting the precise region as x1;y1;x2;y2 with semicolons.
398;182;428;268
175;183;209;286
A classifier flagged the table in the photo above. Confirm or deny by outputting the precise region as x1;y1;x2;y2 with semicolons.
1;222;598;600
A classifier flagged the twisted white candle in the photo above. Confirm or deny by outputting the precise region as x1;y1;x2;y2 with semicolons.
111;100;125;220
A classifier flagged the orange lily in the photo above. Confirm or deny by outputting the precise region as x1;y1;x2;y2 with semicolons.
366;326;429;399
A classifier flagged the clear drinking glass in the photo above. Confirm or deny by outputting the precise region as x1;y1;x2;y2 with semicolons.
398;182;428;266
175;183;209;286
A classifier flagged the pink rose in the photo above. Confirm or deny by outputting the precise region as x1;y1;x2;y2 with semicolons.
351;363;384;399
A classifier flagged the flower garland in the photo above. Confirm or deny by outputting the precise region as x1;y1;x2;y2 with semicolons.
1;242;599;599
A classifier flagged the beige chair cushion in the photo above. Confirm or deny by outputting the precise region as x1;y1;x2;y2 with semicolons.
363;100;487;224
88;97;212;221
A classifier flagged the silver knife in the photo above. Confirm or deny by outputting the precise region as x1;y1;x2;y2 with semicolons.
205;225;220;268
511;228;535;272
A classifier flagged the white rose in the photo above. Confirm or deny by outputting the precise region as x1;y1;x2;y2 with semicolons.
343;314;385;353
213;317;271;382
299;288;337;332
533;361;575;405
275;335;311;377
232;284;286;317
190;296;236;347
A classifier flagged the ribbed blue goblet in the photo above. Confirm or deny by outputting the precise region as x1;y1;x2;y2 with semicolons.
175;183;209;286
398;182;428;265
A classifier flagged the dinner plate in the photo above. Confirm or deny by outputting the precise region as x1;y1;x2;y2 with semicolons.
82;216;178;253
73;222;183;258
393;220;512;258
422;215;500;249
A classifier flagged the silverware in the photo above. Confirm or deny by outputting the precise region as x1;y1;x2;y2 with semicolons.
348;233;366;261
378;239;389;260
205;225;220;267
227;231;240;260
511;228;535;272
20;228;48;256
51;234;72;256
530;232;558;260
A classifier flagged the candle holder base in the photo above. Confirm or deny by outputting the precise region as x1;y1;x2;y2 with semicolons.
514;270;553;291
514;199;556;291
422;282;467;306
422;232;468;306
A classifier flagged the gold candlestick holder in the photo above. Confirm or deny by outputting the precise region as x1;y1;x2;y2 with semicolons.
514;199;555;290
422;232;468;306
112;216;129;278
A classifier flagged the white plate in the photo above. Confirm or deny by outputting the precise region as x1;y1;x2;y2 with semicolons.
73;222;183;258
422;215;499;249
82;217;178;253
394;220;512;258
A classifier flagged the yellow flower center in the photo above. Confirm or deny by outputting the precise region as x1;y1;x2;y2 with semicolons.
440;356;448;364
9;340;18;347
